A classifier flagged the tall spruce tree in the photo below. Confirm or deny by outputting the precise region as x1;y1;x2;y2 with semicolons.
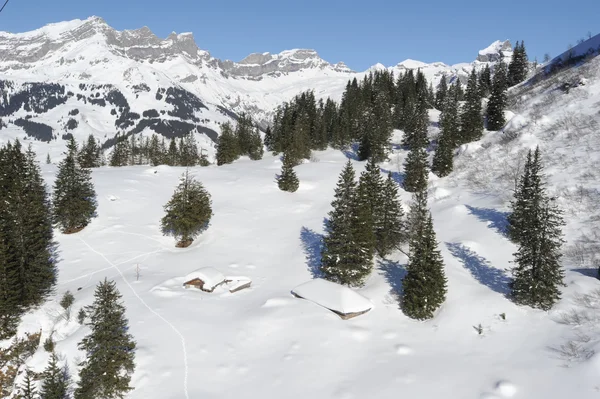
508;147;565;310
478;64;492;98
402;146;428;193
78;134;102;168
431;127;454;178
321;161;374;286
435;75;448;110
216;122;240;166
178;133;199;167
247;126;264;161
486;61;508;131
160;170;212;247
18;368;38;399
53;138;97;234
376;172;406;256
40;352;71;399
75;279;135;399
109;135;130;167
458;70;483;144
277;152;299;193
508;41;529;87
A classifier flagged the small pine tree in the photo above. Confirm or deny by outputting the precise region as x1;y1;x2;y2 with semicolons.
78;134;101;168
75;279;135;399
46;153;51;164
508;147;565;310
402;191;447;320
18;367;38;399
508;41;529;87
40;352;71;399
52;138;97;234
167;139;179;166
375;172;406;256
60;291;75;321
486;61;508;131
264;126;274;152
277;153;299;193
247;127;264;161
402;146;428;193
216;122;240;166
77;308;86;325
431;127;454;178
478;64;492;98
458;70;483;144
160;170;213;247
435;75;448;110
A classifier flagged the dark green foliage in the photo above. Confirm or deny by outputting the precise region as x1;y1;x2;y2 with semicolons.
508;41;529;87
486;61;508;131
478;64;492;98
77;308;86;325
18;368;38;399
235;113;264;160
431;126;454;178
247;127;264;160
216;122;240;166
508;147;565;310
402;190;447;319
60;291;75;321
43;337;55;353
458;70;483;144
376;172;406;256
46;153;51;164
0;141;57;338
402;146;428;193
264;126;274;152
166;139;178;166
432;84;461;177
109;135;130;167
40;352;70;399
321;161;374;286
53;138;97;234
277;153;299;193
78;134;102;168
178;133;200;167
435;75;448;110
75;279;135;399
160;170;212;246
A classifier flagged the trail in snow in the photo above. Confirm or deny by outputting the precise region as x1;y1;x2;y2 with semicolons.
76;237;190;399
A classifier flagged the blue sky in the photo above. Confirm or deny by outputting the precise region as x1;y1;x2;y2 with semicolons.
1;0;598;70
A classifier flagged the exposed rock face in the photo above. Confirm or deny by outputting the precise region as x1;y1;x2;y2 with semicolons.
477;40;513;63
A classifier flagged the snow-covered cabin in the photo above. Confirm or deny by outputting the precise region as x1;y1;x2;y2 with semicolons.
183;267;226;292
291;278;373;319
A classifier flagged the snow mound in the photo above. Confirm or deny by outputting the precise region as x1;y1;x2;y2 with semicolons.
184;267;226;291
291;278;373;317
494;380;517;397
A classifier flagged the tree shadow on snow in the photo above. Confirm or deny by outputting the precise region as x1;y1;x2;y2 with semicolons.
378;258;407;304
342;143;360;161
380;168;405;186
300;227;325;278
571;268;599;278
465;205;510;237
446;242;511;296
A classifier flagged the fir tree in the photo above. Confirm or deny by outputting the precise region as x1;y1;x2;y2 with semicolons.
78;134;101;168
508;41;529;87
109;135;130;167
160;170;212;247
508;147;565;310
321;161;374;286
166;139;178;166
375;172;406;256
264;126;274;152
40;352;70;399
435;75;448;110
179;133;199;167
75;279;135;399
53;138;97;234
478;64;492;98
148;134;163;166
402;146;428;193
46;153;51;164
486;61;508;131
402;205;447;320
247;127;264;161
216;122;240;166
277;153;299;193
431;126;454;178
458;70;483;144
18;367;38;399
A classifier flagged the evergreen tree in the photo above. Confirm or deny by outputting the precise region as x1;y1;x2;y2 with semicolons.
78;134;101;168
321;161;374;286
264;126;274;152
18;367;38;399
179;133;199;167
507;150;532;245
166;139;178;166
435;75;448;110
402;198;447;320
454;78;464;101
478;64;492;98
431;125;454;178
402;146;428;193
40;352;70;399
376;172;406;256
160;170;212;247
75;279;135;399
277;152;299;193
46;153;51;164
109;135;130;167
508;147;565;310
508;41;529;87
247;126;264;161
235;113;257;157
458;70;483;144
486;61;508;131
148;135;163;166
216;122;240;166
52;138;97;234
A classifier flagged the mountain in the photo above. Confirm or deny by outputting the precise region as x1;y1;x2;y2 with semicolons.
0;17;510;159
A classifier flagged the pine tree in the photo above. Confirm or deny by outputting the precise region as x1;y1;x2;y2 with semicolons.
46;153;51;164
148;134;163;166
478;64;492;98
402;146;428;193
179;133;199;167
376;172;406;256
264;126;274;152
486;61;508;131
507;151;532;245
18;367;38;399
508;147;565;310
75;279;135;399
431;125;454;178
508;41;529;87
40;352;70;399
458;70;483;144
160;170;212;247
321;161;374;286
435;75;448;110
277;153;299;193
53;138;97;234
167;139;178;166
402;189;447;319
216;122;240;166
247;126;264;161
78;134;101;168
109;135;130;167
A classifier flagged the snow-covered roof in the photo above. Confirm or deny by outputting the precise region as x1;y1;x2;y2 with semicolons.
291;279;373;315
184;267;226;291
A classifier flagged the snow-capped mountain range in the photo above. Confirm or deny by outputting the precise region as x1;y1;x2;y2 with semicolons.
0;16;512;154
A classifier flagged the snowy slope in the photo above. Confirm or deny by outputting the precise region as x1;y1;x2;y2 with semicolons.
8;52;600;398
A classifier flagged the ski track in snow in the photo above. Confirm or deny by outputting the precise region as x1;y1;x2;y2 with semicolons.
76;237;190;399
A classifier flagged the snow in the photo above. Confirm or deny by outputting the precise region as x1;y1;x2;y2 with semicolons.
291;278;374;315
479;40;508;56
184;267;226;291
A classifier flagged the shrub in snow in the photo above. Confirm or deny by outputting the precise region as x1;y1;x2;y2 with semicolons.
60;291;75;321
43;336;55;353
77;308;86;325
277;153;299;193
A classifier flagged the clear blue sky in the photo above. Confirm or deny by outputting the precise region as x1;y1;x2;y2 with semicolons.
1;0;598;70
